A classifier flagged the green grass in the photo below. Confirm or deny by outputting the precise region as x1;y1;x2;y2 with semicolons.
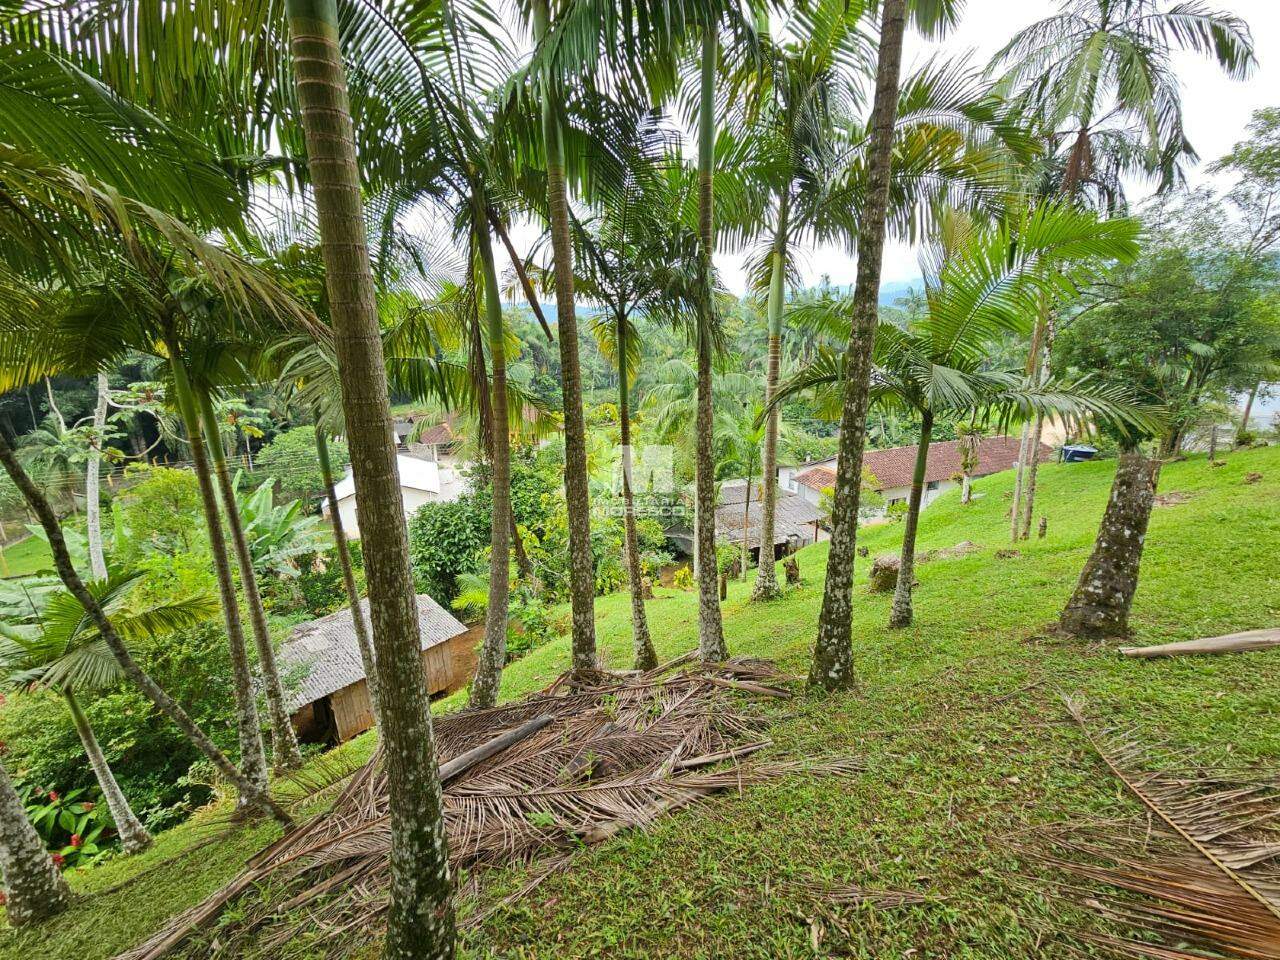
4;447;1279;959
0;535;52;578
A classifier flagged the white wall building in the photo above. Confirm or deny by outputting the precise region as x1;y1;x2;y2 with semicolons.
325;454;467;538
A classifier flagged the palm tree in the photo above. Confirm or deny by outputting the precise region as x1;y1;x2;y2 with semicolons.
282;2;455;954
0;433;290;825
0;756;70;926
0;570;216;855
719;403;767;579
992;0;1256;537
776;204;1152;628
0;44;298;823
808;0;910;691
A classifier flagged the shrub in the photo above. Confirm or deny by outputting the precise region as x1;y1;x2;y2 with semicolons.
254;426;349;507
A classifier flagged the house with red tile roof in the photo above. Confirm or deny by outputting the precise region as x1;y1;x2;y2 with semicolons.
779;436;1053;518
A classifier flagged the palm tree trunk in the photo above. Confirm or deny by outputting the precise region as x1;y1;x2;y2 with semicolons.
752;205;788;602
285;4;455;955
1059;448;1159;638
470;205;511;710
695;23;728;663
166;351;269;796
0;431;289;825
1009;308;1046;541
1239;381;1259;436
196;390;302;773
741;470;753;579
888;412;932;629
1019;314;1054;539
63;689;151;854
809;0;906;692
316;424;378;723
86;371;109;580
618;312;657;671
1019;411;1045;539
0;756;70;926
534;0;596;672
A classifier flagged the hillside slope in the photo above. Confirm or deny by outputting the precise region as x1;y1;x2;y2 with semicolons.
3;447;1278;959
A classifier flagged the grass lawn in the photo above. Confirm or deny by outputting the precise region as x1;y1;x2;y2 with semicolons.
0;534;52;578
3;446;1279;959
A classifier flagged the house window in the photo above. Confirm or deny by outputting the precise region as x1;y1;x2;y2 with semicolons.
926;480;939;491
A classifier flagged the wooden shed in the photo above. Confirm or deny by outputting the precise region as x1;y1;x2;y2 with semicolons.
281;595;479;744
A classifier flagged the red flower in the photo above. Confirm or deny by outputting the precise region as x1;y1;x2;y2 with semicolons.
51;853;65;867
48;790;60;802
0;890;7;905
70;834;82;848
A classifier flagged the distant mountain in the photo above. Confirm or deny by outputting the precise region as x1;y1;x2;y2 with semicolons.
878;279;922;306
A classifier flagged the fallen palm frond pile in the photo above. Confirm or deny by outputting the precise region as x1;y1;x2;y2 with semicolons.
1024;699;1280;958
118;657;859;960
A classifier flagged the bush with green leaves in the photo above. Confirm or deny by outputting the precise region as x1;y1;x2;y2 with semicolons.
253;426;349;507
18;783;113;869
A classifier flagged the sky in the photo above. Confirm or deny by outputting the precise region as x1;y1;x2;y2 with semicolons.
717;0;1280;293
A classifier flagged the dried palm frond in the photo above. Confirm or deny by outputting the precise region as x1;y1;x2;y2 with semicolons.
118;659;857;960
1024;699;1280;959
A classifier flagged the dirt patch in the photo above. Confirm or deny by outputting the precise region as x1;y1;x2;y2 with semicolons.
994;549;1022;560
919;540;980;563
1154;491;1193;507
1245;472;1264;485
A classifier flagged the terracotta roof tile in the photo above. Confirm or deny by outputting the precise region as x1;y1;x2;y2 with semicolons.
795;436;1051;492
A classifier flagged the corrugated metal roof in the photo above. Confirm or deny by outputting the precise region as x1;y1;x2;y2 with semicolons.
715;491;823;548
279;594;467;711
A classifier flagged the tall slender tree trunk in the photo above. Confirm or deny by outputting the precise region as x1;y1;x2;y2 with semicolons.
1059;448;1159;638
617;312;657;671
1010;306;1047;541
196;390;302;772
166;351;269;796
316;424;378;723
470;206;511;710
809;0;906;692
752;205;788;601
1019;315;1054;539
86;372;109;580
0;431;289;824
0;757;70;926
533;0;596;671
64;689;151;854
285;4;455;956
1239;381;1259;436
695;24;728;663
888;412;932;629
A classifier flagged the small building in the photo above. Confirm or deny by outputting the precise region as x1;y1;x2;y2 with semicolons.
780;436;1053;516
280;594;479;744
665;481;825;563
324;454;467;538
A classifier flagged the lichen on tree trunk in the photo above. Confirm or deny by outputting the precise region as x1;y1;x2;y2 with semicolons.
694;24;728;664
65;689;152;855
888;413;932;629
0;756;70;926
285;3;455;955
617;312;657;671
86;371;109;580
166;351;269;795
317;424;379;724
196;389;302;773
1059;449;1160;639
469;200;511;711
809;0;906;692
752;206;788;602
534;0;596;673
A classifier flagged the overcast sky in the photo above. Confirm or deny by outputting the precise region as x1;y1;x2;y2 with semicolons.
719;0;1280;293
491;1;1280;296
